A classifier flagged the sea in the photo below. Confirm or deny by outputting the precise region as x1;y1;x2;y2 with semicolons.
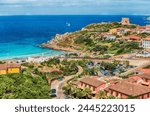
0;15;150;60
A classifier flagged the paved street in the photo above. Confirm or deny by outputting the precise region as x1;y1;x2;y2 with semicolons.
51;66;83;99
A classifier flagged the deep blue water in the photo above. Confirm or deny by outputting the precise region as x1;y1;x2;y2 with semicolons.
0;15;150;59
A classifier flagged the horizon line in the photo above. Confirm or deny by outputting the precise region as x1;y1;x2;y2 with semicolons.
0;14;150;16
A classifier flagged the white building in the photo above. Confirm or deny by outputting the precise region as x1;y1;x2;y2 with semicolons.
26;56;49;63
142;37;150;48
136;49;150;58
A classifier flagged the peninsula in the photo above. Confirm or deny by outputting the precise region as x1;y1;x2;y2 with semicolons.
42;18;150;59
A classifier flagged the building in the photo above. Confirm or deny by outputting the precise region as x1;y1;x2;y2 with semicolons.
134;69;150;87
102;33;116;41
142;37;150;48
136;49;150;57
79;77;106;94
26;56;49;63
109;28;131;36
0;64;21;75
128;35;141;42
121;18;130;25
105;81;150;99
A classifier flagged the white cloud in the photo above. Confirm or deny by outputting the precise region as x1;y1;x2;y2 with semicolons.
0;0;150;15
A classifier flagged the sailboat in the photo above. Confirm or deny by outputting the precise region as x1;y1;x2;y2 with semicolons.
66;22;71;27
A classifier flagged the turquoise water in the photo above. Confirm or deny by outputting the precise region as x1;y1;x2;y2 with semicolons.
0;15;150;60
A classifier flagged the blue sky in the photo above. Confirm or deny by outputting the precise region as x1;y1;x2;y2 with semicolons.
0;0;150;15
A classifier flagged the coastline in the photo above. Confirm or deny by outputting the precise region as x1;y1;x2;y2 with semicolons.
42;43;78;53
0;50;65;61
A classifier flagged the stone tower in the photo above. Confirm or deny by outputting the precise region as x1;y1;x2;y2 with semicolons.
121;18;130;25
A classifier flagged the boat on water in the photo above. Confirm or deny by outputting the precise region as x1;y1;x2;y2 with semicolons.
66;22;71;27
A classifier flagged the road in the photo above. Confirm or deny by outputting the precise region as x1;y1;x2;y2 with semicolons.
51;65;83;99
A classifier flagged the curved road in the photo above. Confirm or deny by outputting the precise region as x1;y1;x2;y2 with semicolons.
51;65;83;99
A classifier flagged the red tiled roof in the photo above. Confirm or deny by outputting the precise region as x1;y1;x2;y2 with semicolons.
144;37;150;41
7;64;21;68
128;35;141;40
109;81;150;97
0;64;20;70
80;77;105;88
138;73;150;80
137;26;146;30
0;64;7;70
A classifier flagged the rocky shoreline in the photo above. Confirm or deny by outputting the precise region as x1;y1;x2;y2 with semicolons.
42;43;77;52
41;32;78;53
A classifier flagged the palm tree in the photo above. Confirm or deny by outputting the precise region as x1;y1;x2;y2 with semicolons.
82;88;92;99
62;84;73;95
97;90;107;99
75;88;84;99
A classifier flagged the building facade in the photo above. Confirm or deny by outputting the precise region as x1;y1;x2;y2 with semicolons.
0;64;21;75
105;81;150;99
79;77;106;94
142;37;150;48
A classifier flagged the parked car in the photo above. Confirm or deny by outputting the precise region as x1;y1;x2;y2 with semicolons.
57;77;64;81
50;89;57;97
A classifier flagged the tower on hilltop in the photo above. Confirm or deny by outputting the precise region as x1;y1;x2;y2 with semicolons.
121;18;130;25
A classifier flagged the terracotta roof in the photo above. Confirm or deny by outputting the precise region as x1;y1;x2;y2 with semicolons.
137;26;146;30
0;64;20;70
129;35;141;40
80;77;105;88
109;81;150;97
124;78;138;83
138;73;150;80
144;37;150;41
0;64;7;70
7;64;20;68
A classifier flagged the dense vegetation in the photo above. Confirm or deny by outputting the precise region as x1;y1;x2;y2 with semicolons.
53;22;141;57
0;74;50;99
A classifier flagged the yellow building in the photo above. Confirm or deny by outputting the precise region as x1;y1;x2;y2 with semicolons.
109;29;117;34
0;64;21;75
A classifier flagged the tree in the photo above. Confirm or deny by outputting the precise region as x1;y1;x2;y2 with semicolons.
97;91;107;99
0;73;50;99
62;84;73;95
82;88;92;99
107;96;116;99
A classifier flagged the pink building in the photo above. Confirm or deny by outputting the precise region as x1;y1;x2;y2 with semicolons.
134;69;150;87
79;77;106;94
105;81;150;99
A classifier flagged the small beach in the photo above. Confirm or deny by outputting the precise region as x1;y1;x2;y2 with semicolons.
0;15;150;60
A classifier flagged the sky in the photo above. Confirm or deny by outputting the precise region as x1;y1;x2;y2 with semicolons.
0;0;150;15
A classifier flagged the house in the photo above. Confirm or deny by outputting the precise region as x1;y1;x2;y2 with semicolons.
118;35;141;42
109;28;130;35
0;64;7;75
136;49;150;57
0;64;21;75
121;18;130;25
109;29;117;34
128;35;141;42
125;69;150;87
141;25;150;34
79;77;106;94
134;69;150;87
105;81;150;99
142;37;150;48
26;56;49;63
102;33;116;41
